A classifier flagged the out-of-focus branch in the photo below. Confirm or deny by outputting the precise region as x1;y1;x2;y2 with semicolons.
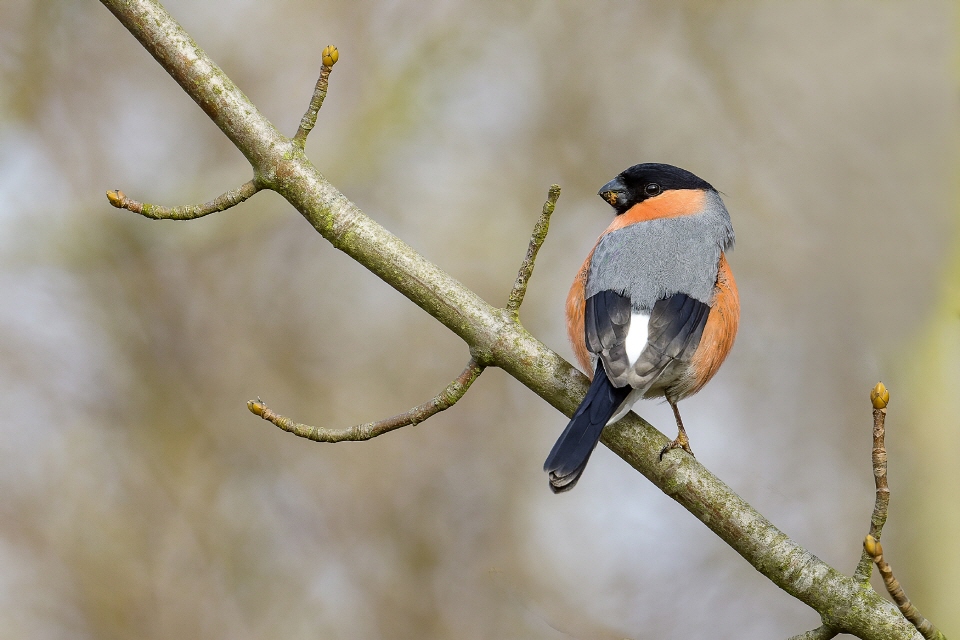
864;536;945;640
854;382;892;582
98;1;936;637
292;45;338;148
106;180;260;220
248;359;484;442
506;184;560;315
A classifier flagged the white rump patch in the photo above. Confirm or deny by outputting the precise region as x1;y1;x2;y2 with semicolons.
625;310;650;366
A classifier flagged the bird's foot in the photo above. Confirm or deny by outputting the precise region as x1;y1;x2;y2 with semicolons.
659;432;694;461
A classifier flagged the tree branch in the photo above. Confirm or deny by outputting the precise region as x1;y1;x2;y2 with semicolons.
247;359;484;442
105;180;260;220
98;1;933;637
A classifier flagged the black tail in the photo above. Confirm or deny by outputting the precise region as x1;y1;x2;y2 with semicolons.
544;361;631;493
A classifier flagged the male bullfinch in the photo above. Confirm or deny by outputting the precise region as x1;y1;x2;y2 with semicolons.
544;163;739;493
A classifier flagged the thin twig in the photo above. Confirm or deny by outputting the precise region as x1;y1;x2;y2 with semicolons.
786;625;837;640
864;535;945;640
106;179;261;220
506;184;560;315
248;359;484;442
292;45;338;148
854;382;891;583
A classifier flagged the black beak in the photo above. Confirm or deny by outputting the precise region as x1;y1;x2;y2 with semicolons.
598;177;627;210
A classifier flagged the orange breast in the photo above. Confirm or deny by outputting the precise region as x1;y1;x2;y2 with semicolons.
565;248;595;375
688;252;739;394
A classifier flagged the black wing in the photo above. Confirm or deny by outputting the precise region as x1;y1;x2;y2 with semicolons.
586;290;710;390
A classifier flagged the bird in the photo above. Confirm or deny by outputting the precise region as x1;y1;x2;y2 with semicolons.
544;163;738;493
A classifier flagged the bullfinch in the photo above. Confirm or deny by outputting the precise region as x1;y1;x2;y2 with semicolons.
544;163;738;493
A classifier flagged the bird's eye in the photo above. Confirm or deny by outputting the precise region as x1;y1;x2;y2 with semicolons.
644;183;662;197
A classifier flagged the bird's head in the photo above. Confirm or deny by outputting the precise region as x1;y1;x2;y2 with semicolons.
598;163;714;216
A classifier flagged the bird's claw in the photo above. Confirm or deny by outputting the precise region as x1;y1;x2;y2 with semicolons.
658;435;694;461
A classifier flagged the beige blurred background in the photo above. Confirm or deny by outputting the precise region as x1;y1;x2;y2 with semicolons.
2;1;958;638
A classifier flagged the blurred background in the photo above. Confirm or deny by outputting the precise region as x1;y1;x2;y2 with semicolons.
1;1;958;638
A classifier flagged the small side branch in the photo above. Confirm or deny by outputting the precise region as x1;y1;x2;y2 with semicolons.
292;45;338;148
854;382;892;583
506;184;560;315
864;536;945;640
248;358;484;442
106;179;260;220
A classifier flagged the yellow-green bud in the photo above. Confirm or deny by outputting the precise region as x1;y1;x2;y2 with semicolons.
322;45;339;67
106;189;124;208
870;381;889;410
247;399;265;416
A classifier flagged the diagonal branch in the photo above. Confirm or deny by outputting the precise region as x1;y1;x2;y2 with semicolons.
106;179;261;220
98;1;935;638
506;184;560;315
247;359;484;442
292;45;338;148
